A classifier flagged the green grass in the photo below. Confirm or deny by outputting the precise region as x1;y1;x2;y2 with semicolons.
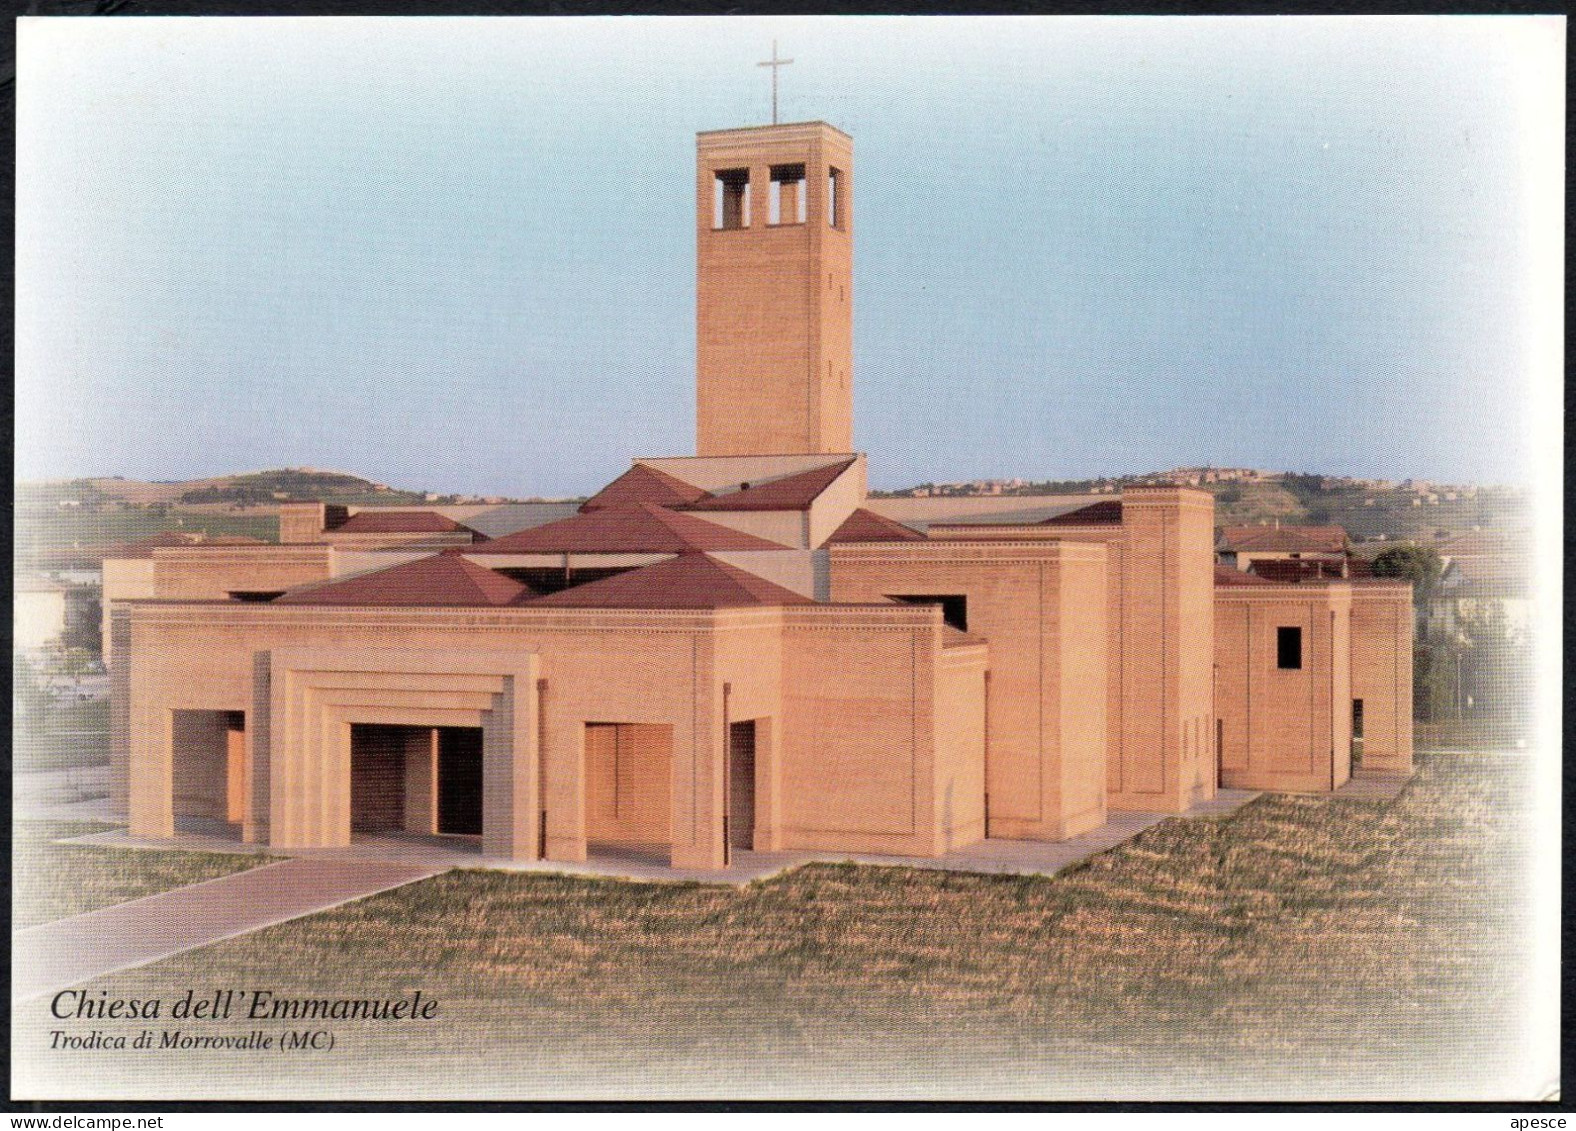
14;700;110;771
11;821;273;930
12;753;1538;1100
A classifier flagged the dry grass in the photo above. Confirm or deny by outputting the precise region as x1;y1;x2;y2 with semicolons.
11;821;272;930
13;754;1540;1100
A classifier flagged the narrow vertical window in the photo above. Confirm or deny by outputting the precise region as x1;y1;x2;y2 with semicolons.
1276;626;1303;670
714;169;750;230
827;166;843;227
769;163;805;225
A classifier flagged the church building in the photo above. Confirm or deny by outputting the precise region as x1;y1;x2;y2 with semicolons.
106;119;1413;871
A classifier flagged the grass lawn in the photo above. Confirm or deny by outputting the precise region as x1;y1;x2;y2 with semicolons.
15;700;111;772
11;821;273;930
12;754;1542;1101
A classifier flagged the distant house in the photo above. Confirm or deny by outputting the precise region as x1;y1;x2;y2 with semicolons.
1216;523;1350;574
14;574;68;650
1425;532;1532;645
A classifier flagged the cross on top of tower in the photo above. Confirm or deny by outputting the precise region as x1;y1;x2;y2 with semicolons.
757;40;793;125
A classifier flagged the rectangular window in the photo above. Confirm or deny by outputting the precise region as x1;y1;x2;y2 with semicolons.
1276;626;1303;670
827;167;843;227
714;169;750;230
891;594;968;633
769;163;806;225
1352;698;1365;740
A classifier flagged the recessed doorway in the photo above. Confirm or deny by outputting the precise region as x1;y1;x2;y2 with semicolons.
728;720;757;850
585;722;673;857
437;726;484;836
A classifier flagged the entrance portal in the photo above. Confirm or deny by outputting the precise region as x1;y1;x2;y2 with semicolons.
349;724;485;837
172;710;245;826
349;724;411;834
585;722;672;856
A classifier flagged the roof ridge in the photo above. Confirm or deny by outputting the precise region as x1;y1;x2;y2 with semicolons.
522;550;811;609
683;457;857;512
274;550;526;607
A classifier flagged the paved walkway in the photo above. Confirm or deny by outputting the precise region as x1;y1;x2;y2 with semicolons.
12;857;444;1003
21;789;1267;1000
67;788;1264;886
1335;769;1414;801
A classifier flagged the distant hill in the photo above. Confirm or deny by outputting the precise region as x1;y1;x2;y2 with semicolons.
15;469;529;560
69;469;431;508
874;468;1529;546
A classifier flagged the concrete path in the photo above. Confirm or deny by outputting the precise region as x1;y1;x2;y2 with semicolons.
65;788;1266;887
12;857;444;1004
785;789;1264;880
1335;770;1414;802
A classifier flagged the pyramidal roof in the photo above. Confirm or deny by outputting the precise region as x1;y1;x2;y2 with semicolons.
274;549;528;607
480;503;787;554
579;464;713;512
825;508;927;544
525;552;814;610
684;458;857;512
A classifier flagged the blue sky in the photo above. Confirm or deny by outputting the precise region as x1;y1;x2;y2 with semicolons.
16;15;1563;497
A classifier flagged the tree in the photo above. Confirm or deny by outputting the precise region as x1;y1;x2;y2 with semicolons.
13;653;53;724
1372;543;1448;721
1372;543;1444;604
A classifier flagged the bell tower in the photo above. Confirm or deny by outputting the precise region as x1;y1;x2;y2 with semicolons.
695;121;853;457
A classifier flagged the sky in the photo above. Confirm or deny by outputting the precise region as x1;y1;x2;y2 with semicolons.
16;15;1564;497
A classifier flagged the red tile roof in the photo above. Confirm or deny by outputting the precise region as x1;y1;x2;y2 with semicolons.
332;510;477;535
1041;500;1123;526
524;552;814;609
1443;556;1528;599
825;508;927;544
1434;532;1499;557
1248;558;1370;583
684;458;857;512
480;503;787;554
580;464;713;512
274;549;527;607
1219;524;1349;554
1214;565;1279;587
